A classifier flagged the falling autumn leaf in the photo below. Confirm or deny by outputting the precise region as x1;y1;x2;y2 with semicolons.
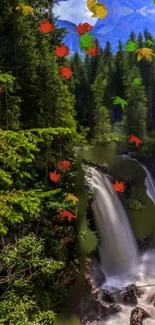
87;0;108;19
79;32;96;51
65;193;79;205
113;180;126;192
59;160;71;171
59;66;72;79
133;78;142;86
127;135;142;147
146;39;153;47
135;48;155;62
77;23;93;35
54;44;69;57
49;170;61;183
85;46;99;56
59;209;75;221
38;20;54;33
112;96;128;110
124;40;138;52
16;4;34;16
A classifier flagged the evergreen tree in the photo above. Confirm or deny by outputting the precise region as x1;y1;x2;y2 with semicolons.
91;72;111;142
113;41;129;121
124;65;147;139
0;0;75;129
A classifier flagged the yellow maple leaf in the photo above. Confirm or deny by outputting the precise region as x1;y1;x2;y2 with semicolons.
16;4;34;16
87;0;107;19
65;193;79;205
135;48;155;62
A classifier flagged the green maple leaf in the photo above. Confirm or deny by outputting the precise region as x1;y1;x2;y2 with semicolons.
124;40;138;52
133;77;142;85
146;39;153;47
79;32;96;51
112;96;128;110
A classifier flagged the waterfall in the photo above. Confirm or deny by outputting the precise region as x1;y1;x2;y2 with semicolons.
90;167;139;279
121;155;155;205
142;165;155;205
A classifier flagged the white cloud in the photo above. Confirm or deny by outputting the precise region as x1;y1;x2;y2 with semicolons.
53;0;98;26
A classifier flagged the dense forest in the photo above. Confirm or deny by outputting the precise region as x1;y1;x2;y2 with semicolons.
70;30;155;156
0;1;81;324
1;0;155;324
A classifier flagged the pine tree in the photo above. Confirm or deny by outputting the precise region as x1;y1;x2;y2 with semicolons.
91;72;111;142
0;0;76;129
113;41;129;121
124;65;147;140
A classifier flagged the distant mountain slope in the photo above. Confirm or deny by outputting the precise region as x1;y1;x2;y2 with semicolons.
53;0;155;54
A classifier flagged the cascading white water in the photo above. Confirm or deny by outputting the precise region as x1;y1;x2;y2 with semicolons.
90;167;139;279
142;165;155;205
121;154;155;205
88;162;155;325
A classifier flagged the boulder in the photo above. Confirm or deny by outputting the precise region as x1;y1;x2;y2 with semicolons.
130;307;150;325
123;285;144;306
76;259;121;325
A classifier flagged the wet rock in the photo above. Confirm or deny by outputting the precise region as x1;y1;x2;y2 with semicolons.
137;233;154;252
100;290;115;304
82;159;108;173
123;285;138;306
85;258;105;287
76;259;121;325
123;285;144;306
130;307;150;325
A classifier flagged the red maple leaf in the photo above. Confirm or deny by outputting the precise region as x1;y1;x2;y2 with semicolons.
77;22;93;35
38;20;54;33
53;44;69;57
49;170;61;183
0;87;2;93
59;209;75;221
59;66;72;79
113;180;126;192
86;46;99;56
59;160;71;171
127;135;142;147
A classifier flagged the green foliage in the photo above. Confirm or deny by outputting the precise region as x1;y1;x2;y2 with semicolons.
0;233;64;283
0;1;79;324
123;65;147;141
92;106;112;144
126;199;143;211
35;311;56;325
0;291;57;324
0;71;21;130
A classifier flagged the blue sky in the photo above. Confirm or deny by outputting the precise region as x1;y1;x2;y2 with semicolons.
52;0;155;54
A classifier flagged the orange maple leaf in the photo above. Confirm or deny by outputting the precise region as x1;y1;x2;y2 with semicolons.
53;44;69;57
58;160;71;171
49;170;61;183
127;135;142;147
59;66;72;79
113;180;126;192
86;46;99;56
59;209;75;221
38;20;54;33
77;22;93;35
